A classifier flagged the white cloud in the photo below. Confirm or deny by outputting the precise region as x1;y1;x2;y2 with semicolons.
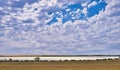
48;0;57;7
81;2;88;7
0;37;29;48
0;0;120;54
82;7;88;15
7;1;12;5
0;7;3;10
15;0;20;2
88;1;97;8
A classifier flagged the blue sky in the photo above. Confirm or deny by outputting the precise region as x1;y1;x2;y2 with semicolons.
0;0;120;55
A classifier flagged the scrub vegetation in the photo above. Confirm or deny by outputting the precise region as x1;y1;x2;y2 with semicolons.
0;59;120;70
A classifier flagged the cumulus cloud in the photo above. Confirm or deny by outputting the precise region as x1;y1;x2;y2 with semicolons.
88;1;97;8
0;0;120;55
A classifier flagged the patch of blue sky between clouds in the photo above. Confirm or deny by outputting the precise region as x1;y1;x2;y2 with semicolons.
87;1;107;17
47;0;107;25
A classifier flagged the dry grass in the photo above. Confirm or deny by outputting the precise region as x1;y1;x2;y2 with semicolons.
0;60;120;70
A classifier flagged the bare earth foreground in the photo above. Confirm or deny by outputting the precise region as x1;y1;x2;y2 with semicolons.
0;60;120;70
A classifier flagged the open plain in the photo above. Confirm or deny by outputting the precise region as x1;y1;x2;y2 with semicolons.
0;59;120;70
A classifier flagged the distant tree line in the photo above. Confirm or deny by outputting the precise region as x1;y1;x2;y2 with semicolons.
0;57;40;62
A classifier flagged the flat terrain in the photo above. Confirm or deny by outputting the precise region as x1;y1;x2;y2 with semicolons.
0;60;120;70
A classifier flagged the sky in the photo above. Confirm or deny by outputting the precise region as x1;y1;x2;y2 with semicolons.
0;0;120;55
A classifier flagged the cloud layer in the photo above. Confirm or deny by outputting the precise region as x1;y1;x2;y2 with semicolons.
0;0;120;55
